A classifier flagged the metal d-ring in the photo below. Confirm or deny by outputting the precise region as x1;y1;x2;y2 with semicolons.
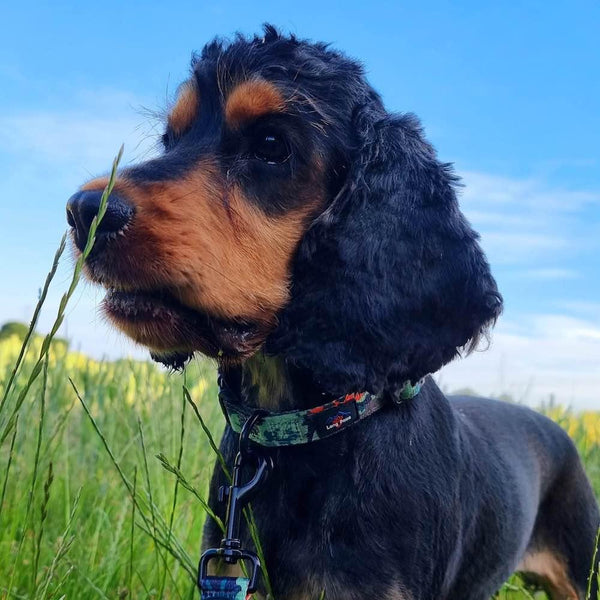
238;409;269;456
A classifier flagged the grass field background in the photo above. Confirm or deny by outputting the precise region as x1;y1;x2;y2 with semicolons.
2;332;600;600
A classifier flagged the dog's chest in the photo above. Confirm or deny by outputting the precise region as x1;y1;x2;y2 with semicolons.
230;454;423;599
217;560;412;600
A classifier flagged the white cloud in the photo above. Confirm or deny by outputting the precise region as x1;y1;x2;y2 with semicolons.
460;171;600;213
0;89;160;171
457;171;600;267
438;314;600;408
559;301;600;317
2;113;148;165
482;232;569;265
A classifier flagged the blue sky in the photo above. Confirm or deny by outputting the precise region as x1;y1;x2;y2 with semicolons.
0;1;598;406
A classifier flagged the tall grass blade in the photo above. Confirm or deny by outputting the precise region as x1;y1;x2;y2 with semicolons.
137;417;163;582
159;384;187;598
71;378;196;574
0;146;123;445
0;415;18;523
31;461;54;598
183;387;230;479
0;237;66;413
128;467;137;598
29;353;48;588
134;520;196;581
586;525;600;599
155;453;223;531
37;487;81;600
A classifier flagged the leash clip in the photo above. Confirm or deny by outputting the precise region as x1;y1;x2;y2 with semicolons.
198;411;272;595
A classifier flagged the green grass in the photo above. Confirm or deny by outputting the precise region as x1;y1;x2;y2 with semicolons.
1;335;225;599
8;344;592;600
1;151;599;599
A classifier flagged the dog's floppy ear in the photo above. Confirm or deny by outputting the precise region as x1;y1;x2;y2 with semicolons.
267;104;503;396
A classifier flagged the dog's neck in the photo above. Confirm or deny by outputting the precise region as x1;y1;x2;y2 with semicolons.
237;352;332;411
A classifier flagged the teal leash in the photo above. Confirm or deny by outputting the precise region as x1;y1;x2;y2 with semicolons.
198;577;250;600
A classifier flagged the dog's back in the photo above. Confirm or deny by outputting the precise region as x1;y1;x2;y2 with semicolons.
449;395;600;599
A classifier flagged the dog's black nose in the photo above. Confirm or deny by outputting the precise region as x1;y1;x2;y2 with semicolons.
66;190;134;252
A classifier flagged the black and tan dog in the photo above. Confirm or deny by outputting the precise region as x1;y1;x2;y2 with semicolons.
66;26;599;600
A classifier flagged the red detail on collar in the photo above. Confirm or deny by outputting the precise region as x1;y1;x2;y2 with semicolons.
306;392;366;415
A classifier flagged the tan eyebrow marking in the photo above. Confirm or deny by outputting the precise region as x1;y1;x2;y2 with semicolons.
167;80;199;135
225;79;285;129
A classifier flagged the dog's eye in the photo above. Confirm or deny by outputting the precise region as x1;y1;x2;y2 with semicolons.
252;131;290;164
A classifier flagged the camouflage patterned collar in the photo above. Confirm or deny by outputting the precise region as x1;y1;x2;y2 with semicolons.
218;379;423;447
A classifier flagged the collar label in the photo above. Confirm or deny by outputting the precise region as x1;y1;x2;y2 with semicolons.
310;399;359;440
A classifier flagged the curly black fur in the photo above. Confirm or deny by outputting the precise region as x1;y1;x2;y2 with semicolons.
192;25;504;395
267;106;502;395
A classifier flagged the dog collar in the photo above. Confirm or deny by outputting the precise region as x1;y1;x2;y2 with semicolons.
218;378;422;447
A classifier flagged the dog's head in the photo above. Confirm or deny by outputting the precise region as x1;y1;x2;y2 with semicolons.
67;26;502;394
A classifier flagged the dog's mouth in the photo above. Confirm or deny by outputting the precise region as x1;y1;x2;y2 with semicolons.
103;288;268;368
